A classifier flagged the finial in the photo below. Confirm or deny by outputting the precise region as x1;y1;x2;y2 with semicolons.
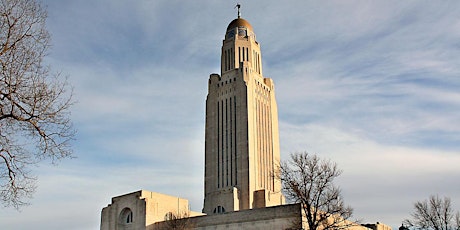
235;3;241;18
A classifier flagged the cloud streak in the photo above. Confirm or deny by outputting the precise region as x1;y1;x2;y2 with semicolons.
1;1;459;229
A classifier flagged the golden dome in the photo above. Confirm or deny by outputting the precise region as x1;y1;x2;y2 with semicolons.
226;18;253;32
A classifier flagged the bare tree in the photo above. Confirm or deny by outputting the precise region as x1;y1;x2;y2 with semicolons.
276;152;354;230
162;211;195;230
0;0;75;208
404;195;460;230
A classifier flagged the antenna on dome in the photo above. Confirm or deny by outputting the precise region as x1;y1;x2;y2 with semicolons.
235;3;241;18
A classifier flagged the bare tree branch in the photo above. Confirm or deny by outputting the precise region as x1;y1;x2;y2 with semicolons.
0;0;75;209
405;195;460;230
162;211;195;230
275;152;356;230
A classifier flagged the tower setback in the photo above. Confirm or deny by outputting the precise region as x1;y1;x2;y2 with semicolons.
203;14;285;214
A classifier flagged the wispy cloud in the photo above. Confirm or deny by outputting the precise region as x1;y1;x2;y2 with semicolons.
2;1;459;229
279;121;460;224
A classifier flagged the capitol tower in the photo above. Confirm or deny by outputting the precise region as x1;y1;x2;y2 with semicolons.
203;7;285;214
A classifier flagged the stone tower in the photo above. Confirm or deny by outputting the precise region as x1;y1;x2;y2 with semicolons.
203;9;285;214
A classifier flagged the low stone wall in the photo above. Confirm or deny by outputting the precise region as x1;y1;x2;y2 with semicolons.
151;203;302;230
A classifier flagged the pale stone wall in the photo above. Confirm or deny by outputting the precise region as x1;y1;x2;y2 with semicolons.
142;190;193;224
153;203;303;230
101;190;392;230
100;190;197;230
100;191;147;230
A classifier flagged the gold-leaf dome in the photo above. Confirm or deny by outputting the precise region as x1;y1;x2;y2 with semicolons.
226;18;253;32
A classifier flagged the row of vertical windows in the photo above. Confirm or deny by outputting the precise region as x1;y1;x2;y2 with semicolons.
224;48;234;71
238;47;249;64
255;80;270;99
217;77;237;88
255;93;274;191
213;206;226;214
225;46;260;73
217;96;237;188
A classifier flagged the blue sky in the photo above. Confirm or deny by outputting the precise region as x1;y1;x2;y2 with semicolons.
1;1;460;229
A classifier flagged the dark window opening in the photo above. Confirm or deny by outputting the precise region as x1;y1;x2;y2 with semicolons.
213;206;226;214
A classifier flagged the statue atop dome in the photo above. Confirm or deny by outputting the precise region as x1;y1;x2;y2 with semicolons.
235;3;241;18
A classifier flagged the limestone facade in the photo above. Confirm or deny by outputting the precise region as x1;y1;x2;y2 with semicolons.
203;15;284;215
100;190;391;230
100;190;203;230
155;203;304;230
101;190;301;229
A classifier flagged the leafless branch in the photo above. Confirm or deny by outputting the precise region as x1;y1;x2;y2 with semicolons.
275;152;355;230
405;195;460;230
0;0;75;209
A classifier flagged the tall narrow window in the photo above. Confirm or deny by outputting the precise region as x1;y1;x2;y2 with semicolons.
225;50;227;71
217;101;220;188
256;52;259;74
225;98;228;187
234;96;237;185
246;48;249;61
257;54;262;74
230;48;234;69
254;51;256;73
221;99;224;187
229;97;233;186
227;50;230;70
238;47;241;64
127;211;133;223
